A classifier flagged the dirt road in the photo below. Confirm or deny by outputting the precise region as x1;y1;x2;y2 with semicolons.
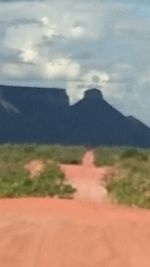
0;198;150;267
0;151;150;266
60;151;108;202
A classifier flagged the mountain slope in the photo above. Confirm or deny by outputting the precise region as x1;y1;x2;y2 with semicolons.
0;84;150;147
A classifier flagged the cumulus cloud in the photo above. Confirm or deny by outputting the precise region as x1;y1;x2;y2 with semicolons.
20;41;39;63
40;58;81;80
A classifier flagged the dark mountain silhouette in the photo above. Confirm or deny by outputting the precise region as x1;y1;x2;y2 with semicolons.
0;84;150;147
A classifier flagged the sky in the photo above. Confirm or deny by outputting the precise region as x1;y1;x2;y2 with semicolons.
0;0;150;126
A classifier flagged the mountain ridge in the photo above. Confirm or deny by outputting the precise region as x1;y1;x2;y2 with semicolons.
0;84;150;147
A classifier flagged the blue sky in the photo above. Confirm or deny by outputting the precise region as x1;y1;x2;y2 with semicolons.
0;0;150;126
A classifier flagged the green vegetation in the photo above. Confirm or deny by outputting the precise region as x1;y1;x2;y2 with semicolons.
94;146;123;166
95;147;150;209
2;144;150;207
0;161;76;198
0;144;81;198
0;144;85;164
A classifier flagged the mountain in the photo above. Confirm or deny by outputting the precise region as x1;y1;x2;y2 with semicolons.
0;84;150;148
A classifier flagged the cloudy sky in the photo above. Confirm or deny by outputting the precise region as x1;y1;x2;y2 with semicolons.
0;0;150;125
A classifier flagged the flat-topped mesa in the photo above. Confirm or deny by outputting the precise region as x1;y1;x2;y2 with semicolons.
84;88;103;101
0;85;69;106
45;88;69;105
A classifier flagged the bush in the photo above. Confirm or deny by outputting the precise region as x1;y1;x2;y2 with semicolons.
27;163;76;198
94;146;122;166
94;146;150;209
0;144;85;165
106;149;150;209
0;156;76;198
121;148;148;161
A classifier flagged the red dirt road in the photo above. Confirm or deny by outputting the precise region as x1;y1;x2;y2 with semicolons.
0;199;150;267
61;151;109;202
0;151;150;266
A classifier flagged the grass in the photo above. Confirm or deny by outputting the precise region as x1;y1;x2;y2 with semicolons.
95;147;150;209
94;146;123;166
0;144;85;164
0;144;80;198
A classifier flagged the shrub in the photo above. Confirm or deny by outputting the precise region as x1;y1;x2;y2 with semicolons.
121;148;148;161
106;149;150;209
94;146;150;209
0;156;76;198
0;144;85;165
94;146;122;166
28;163;76;198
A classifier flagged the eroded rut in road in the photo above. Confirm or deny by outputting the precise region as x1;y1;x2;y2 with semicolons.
61;151;109;203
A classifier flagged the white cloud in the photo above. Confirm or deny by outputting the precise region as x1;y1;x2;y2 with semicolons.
20;41;39;63
69;24;85;39
40;58;80;80
41;17;86;40
83;70;109;88
3;24;42;50
66;81;85;104
40;16;49;26
1;63;24;79
143;70;150;83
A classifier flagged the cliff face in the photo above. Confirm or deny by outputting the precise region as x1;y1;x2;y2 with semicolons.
0;84;150;147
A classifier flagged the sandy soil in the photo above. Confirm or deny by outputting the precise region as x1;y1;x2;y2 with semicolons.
0;151;150;266
25;160;44;178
